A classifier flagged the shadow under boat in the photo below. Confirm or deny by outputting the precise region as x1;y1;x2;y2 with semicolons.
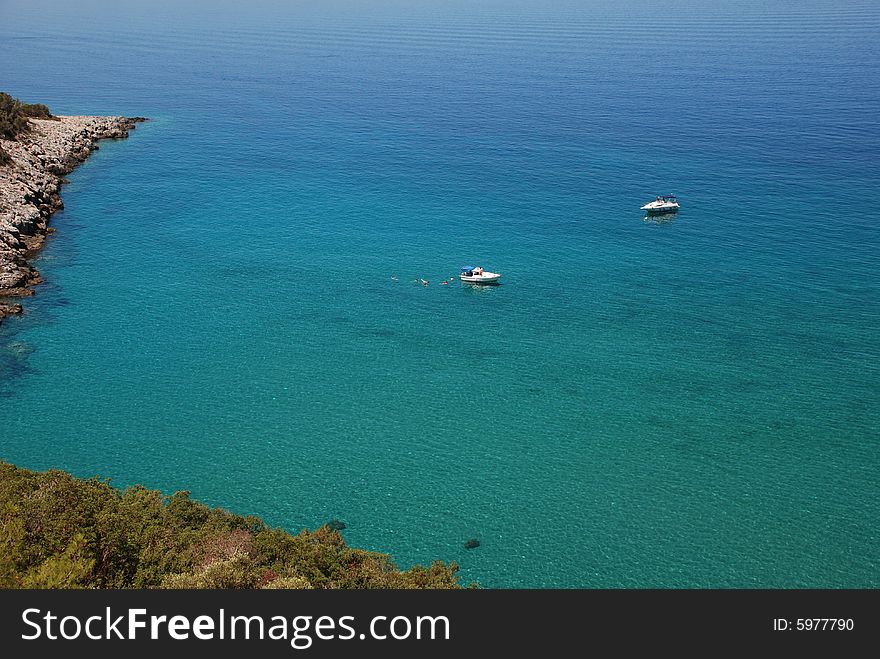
642;210;677;224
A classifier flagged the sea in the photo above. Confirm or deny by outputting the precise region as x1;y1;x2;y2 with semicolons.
1;0;877;587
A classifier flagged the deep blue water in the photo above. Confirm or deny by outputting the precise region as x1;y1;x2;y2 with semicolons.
1;0;878;587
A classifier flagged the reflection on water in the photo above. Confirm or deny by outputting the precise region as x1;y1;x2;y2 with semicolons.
642;211;677;225
461;281;501;294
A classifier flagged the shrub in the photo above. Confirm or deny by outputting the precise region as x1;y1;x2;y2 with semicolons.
262;575;313;590
0;462;464;589
161;549;261;589
0;92;30;139
0;92;56;141
20;103;53;119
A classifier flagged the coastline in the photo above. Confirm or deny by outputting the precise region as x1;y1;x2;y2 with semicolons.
0;460;463;588
0;114;145;323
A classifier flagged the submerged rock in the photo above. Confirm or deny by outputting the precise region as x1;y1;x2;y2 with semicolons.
4;340;34;357
464;539;480;550
0;302;23;315
0;302;24;324
326;519;346;532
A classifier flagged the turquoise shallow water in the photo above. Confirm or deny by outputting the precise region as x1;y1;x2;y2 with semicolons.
1;0;878;587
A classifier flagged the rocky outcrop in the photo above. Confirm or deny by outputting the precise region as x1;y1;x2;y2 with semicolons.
0;115;144;323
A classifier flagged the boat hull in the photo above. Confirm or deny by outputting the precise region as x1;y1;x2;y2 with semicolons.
460;273;501;284
641;203;680;214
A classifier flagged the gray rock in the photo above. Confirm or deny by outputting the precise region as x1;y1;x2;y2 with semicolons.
0;114;146;305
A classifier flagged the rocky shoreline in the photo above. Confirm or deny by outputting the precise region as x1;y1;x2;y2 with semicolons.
0;115;145;323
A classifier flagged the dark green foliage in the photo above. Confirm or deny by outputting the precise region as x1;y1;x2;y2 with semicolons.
0;92;55;142
20;103;53;119
0;92;31;139
0;145;10;166
0;462;463;589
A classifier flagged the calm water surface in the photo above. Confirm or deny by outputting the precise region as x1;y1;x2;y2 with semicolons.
1;0;878;586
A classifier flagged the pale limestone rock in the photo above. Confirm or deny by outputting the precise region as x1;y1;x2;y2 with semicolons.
0;114;145;322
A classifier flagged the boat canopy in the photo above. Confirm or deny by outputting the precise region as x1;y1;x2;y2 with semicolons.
461;265;476;271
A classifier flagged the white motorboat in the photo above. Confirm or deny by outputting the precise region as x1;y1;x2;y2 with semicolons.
641;194;680;214
460;266;501;284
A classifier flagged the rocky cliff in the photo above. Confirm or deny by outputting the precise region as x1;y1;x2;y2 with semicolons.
0;115;144;323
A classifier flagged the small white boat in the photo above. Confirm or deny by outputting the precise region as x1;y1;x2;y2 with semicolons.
641;194;680;214
460;266;501;284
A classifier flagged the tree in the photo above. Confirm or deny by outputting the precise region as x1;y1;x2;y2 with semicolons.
0;461;466;589
22;533;95;589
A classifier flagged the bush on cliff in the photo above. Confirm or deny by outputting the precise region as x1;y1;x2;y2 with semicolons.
0;94;58;164
0;93;31;139
20;103;54;119
0;92;55;141
0;462;463;589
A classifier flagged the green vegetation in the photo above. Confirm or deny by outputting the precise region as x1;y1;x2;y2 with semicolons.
0;92;56;139
0;462;463;589
20;102;54;119
0;92;57;164
0;92;32;139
